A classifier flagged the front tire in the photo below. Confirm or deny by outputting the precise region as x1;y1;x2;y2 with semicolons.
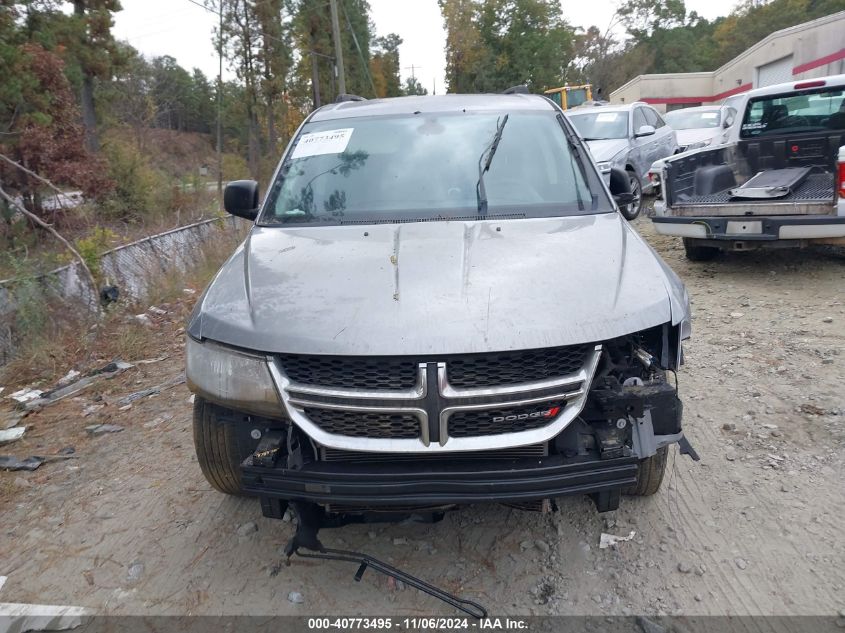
193;397;249;496
620;170;642;221
683;238;720;262
624;446;668;496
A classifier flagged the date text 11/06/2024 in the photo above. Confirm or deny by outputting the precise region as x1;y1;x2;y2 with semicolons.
307;617;529;630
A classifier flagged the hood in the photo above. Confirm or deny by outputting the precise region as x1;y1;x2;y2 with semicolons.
584;138;629;163
189;214;686;356
676;128;721;146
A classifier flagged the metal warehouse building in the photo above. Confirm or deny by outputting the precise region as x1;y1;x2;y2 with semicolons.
610;11;845;112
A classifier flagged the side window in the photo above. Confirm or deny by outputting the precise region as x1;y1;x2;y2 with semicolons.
644;107;665;128
633;108;648;133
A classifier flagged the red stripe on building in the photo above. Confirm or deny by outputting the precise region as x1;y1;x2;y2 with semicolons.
640;83;753;105
792;48;845;75
713;83;754;100
635;47;845;104
640;96;709;105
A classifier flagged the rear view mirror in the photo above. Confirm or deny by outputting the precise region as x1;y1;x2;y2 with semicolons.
224;180;260;221
635;125;656;138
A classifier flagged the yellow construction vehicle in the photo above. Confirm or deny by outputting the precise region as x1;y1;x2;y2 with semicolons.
544;84;592;110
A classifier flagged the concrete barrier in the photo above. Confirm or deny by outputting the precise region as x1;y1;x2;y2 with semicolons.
0;215;246;365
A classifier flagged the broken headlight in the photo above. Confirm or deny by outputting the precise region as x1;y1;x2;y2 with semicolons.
686;138;713;151
186;337;283;418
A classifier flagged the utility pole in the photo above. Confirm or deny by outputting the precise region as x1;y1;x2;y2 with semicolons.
329;0;346;96
310;49;321;109
404;65;423;95
404;64;420;81
216;0;223;205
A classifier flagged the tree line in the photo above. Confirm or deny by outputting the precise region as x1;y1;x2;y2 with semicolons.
3;0;844;228
440;0;845;99
0;0;420;226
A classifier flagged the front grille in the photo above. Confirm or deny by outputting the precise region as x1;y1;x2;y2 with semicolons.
280;344;590;392
448;401;566;438
280;344;596;449
304;408;420;439
320;443;548;462
280;355;418;390
446;345;590;388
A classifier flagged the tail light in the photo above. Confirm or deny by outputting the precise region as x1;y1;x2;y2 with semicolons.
648;168;663;199
839;147;845;199
794;80;825;90
838;159;845;199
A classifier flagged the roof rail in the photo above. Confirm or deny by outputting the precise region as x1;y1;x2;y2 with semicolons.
502;85;529;95
336;94;366;103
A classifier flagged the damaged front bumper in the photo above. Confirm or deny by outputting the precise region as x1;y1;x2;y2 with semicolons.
238;362;697;517
242;444;639;508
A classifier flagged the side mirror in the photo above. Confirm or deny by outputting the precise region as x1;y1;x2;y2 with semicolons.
613;192;635;206
608;167;634;206
723;116;734;129
224;180;259;221
635;124;656;138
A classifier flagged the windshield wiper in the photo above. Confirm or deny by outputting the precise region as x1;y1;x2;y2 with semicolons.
476;114;509;215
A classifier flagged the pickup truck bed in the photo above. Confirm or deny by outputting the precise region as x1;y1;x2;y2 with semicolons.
674;171;834;212
652;75;845;258
653;131;845;254
667;131;841;205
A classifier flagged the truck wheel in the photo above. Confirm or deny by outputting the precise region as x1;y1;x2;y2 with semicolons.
193;397;249;496
620;170;642;221
624;446;668;496
683;238;720;262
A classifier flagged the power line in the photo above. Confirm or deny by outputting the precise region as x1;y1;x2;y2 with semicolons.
180;0;379;101
180;0;291;51
339;0;377;97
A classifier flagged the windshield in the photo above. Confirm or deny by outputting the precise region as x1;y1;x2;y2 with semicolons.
665;109;721;130
261;112;602;225
740;86;845;138
566;110;628;140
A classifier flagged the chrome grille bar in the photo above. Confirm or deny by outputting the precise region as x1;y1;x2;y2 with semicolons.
267;344;603;453
437;389;584;447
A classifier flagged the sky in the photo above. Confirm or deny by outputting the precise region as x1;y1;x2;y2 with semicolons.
112;0;741;95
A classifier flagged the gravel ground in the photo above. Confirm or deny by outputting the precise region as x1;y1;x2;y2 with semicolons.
1;216;844;617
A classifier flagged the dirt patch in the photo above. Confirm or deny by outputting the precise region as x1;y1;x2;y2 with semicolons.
1;218;843;616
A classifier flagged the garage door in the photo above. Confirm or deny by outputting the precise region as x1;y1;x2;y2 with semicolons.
756;55;794;88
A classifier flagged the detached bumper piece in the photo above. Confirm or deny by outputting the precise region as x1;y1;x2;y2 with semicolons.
242;438;638;508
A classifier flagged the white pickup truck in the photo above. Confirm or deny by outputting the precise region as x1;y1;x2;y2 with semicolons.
649;74;845;260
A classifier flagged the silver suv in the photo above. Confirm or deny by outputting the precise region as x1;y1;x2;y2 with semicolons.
566;103;679;219
186;93;695;529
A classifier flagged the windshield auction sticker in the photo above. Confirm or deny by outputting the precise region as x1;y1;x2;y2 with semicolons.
596;112;619;122
291;128;354;159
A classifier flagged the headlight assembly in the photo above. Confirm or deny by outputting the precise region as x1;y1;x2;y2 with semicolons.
686;139;713;151
186;337;283;418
